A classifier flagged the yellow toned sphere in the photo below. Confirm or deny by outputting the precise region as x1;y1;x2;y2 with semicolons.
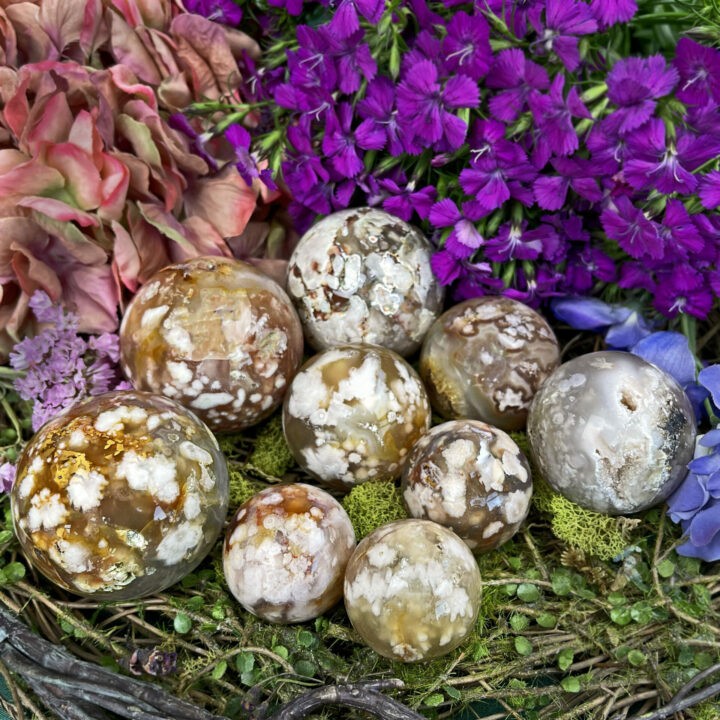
420;297;560;431
11;391;229;600
344;519;481;662
223;483;356;623
120;256;304;432
282;344;432;491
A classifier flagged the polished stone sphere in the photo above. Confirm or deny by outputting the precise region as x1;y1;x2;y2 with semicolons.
120;256;304;432
419;296;560;431
527;351;696;515
344;519;481;662
286;208;444;356
283;344;431;490
402;420;532;552
223;484;356;623
11;392;229;599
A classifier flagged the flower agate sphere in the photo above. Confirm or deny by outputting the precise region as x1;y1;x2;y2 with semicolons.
283;345;431;490
120;257;303;432
223;484;356;623
402;421;532;552
344;519;481;662
420;297;560;431
286;208;444;356
527;351;696;515
11;392;229;599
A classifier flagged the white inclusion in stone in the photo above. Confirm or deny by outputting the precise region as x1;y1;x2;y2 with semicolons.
141;305;169;330
179;441;213;466
163;324;194;354
116;451;179;504
18;456;44;500
303;444;349;481
287;367;329;419
366;543;397;568
27;489;68;531
167;361;193;386
156;522;203;565
482;520;504;539
191;392;234;410
67;469;108;511
95;406;148;434
501;450;528;483
49;540;91;574
504;489;530;524
68;429;88;450
184;493;201;520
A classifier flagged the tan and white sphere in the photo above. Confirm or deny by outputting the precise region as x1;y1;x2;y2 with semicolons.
223;484;356;623
11;391;229;599
282;344;432;490
420;296;560;430
344;519;481;662
402;420;533;552
286;207;444;356
119;256;304;432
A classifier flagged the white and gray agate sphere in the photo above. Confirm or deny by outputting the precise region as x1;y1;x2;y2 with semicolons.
285;208;444;356
527;351;696;515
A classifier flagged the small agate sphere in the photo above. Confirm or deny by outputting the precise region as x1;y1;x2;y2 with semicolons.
286;207;444;357
223;484;356;623
419;297;560;431
119;256;303;432
11;392;229;599
344;519;481;662
283;344;431;490
527;351;696;515
401;420;532;552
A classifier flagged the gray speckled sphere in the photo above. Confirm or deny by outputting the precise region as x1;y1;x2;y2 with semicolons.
527;351;696;515
286;208;444;357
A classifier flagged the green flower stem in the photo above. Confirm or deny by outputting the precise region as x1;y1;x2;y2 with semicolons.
0;395;23;447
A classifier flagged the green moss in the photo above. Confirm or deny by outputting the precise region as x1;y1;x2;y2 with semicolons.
341;481;408;540
248;414;295;478
228;468;264;507
534;478;638;561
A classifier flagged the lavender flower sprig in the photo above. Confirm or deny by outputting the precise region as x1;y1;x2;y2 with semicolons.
9;292;129;434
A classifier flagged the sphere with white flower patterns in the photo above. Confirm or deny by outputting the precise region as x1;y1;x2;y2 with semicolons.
344;519;481;662
11;391;228;599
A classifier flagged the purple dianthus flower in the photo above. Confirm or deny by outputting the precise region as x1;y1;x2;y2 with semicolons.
322;103;380;178
486;49;550;122
429;199;484;257
653;265;714;319
606;55;678;134
442;12;492;81
589;0;637;30
328;0;385;40
699;171;720;210
184;0;242;25
379;175;436;221
601;195;662;259
674;38;720;107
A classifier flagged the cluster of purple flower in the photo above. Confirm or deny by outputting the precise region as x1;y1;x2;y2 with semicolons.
221;0;720;319
9;292;129;433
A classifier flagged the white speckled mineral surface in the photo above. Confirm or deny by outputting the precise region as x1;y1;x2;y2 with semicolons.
223;483;356;623
344;519;481;662
402;420;533;552
11;391;229;599
282;344;432;490
119;257;303;432
286;208;444;356
527;351;696;515
420;296;560;431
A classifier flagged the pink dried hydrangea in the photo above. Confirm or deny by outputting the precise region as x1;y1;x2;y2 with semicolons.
0;0;263;359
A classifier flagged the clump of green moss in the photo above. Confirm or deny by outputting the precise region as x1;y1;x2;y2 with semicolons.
229;468;265;507
248;414;295;478
533;478;638;561
341;481;408;539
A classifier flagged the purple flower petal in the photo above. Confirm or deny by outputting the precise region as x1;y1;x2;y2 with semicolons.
630;331;696;388
699;365;720;409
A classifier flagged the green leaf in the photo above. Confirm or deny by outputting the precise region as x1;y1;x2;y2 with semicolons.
297;630;315;648
424;693;445;707
656;559;675;578
694;652;714;670
185;596;204;611
610;607;632;626
557;648;574;671
272;645;289;660
174;613;192;634
515;637;533;656
627;650;646;666
517;583;540;602
236;652;255;674
211;605;225;621
510;614;530;632
561;677;581;693
443;685;462;701
630;602;653;625
536;613;557;628
608;592;626;606
294;660;317;678
212;660;227;680
2;562;24;583
551;572;572;597
0;530;14;545
504;583;518;597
